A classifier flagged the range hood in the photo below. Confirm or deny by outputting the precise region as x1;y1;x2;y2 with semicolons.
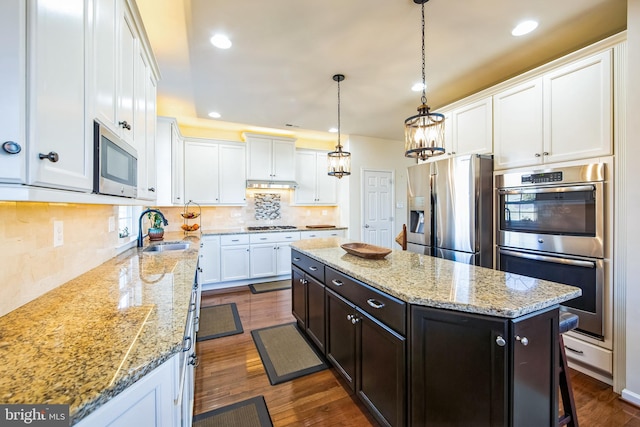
246;179;298;189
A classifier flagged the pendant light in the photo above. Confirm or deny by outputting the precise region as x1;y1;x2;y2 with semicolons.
404;0;445;160
328;74;351;178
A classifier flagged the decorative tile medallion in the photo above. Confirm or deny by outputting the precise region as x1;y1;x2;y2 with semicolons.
255;193;281;220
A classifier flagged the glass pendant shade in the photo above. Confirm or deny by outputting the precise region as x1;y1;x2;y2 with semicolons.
404;0;445;160
328;73;350;178
328;146;351;178
404;103;445;160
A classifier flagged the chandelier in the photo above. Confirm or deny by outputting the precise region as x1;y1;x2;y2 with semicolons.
404;0;445;160
328;74;351;178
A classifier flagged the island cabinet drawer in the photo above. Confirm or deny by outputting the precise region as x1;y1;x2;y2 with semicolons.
326;267;406;336
291;250;325;283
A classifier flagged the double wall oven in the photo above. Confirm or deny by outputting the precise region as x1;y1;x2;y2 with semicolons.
496;163;606;339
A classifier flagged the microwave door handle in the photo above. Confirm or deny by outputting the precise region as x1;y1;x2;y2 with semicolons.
498;185;595;195
499;249;596;268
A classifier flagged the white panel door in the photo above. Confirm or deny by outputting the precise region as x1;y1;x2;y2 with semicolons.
315;152;337;204
276;242;293;275
118;9;136;146
451;97;493;156
362;170;394;248
199;236;220;284
294;150;317;204
93;0;117;131
272;139;296;180
246;137;272;180
250;243;277;278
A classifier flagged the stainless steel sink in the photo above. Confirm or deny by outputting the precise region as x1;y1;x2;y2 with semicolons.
143;242;190;253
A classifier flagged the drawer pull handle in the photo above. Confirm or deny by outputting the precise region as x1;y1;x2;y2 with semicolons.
309;266;318;271
564;345;584;355
293;257;301;261
331;279;343;287
367;299;385;309
182;336;192;352
260;237;267;240
231;239;239;242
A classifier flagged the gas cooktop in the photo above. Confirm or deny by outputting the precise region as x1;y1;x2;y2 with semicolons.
247;225;298;231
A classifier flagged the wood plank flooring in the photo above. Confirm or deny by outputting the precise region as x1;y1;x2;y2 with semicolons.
194;286;640;426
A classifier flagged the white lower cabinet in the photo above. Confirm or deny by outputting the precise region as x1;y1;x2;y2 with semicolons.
249;232;300;278
76;354;177;427
199;235;220;284
220;234;250;281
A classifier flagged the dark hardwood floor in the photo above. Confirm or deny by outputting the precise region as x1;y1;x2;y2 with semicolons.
194;286;640;426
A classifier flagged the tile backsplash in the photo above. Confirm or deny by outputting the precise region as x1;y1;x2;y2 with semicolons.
158;190;340;232
0;202;120;317
0;195;340;317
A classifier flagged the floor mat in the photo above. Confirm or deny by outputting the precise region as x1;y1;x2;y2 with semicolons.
248;280;291;294
197;303;243;341
192;395;273;427
251;322;328;385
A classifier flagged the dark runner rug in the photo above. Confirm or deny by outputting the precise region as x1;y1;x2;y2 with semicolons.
251;322;328;385
248;280;291;294
197;302;243;342
192;395;273;427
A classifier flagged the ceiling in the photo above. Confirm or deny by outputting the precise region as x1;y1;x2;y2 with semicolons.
137;0;626;142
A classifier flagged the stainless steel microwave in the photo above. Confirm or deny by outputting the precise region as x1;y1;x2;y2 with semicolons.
93;120;138;198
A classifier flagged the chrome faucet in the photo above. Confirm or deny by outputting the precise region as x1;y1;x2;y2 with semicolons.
137;208;169;247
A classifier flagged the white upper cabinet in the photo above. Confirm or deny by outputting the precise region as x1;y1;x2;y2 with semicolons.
494;78;544;169
28;0;92;191
184;140;220;204
446;97;493;157
183;139;246;205
494;49;613;170
219;144;247;204
0;0;26;184
245;134;296;181
93;0;158;197
171;123;184;205
294;150;337;205
542;50;612;164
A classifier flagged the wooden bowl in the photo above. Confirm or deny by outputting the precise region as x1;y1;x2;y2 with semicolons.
340;243;391;259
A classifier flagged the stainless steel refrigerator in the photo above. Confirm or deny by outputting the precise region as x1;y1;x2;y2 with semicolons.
407;154;493;268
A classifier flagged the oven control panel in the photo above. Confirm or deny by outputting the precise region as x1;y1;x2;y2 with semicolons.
521;171;563;184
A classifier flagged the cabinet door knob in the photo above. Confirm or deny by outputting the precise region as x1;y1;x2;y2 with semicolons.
534;153;541;158
148;187;156;192
495;336;506;347
542;152;549;156
347;314;353;321
38;151;59;162
2;141;21;154
118;120;131;130
516;335;529;346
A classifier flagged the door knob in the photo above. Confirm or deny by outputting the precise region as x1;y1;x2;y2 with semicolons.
364;224;370;228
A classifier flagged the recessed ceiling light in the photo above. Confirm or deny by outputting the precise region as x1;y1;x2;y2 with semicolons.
210;34;232;49
208;111;221;119
411;82;425;92
512;20;538;36
329;127;338;133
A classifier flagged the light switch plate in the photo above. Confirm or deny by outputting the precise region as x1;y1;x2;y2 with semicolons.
53;220;64;247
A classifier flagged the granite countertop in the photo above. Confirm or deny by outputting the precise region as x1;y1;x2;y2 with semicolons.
0;232;200;425
292;238;582;318
200;225;348;236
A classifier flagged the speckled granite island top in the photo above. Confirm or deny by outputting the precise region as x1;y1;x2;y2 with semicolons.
292;238;581;318
0;232;199;425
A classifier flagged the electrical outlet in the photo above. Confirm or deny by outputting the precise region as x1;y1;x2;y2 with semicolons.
53;220;64;247
108;216;115;232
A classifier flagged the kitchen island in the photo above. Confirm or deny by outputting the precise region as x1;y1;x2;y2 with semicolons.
291;238;582;427
0;232;200;426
